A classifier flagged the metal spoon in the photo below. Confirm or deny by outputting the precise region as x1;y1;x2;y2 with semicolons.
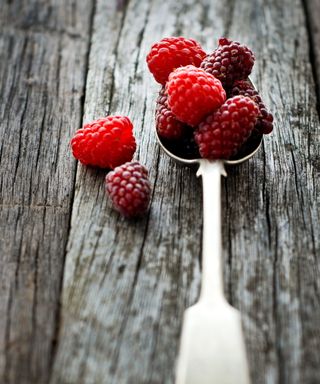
155;84;262;384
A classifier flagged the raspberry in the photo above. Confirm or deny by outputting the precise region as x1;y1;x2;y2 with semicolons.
194;96;259;159
71;116;136;169
166;65;226;127
146;36;206;84
105;161;151;217
201;38;255;87
155;87;185;139
231;80;273;134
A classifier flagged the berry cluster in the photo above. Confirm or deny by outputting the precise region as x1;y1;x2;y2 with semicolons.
70;36;274;218
147;36;273;159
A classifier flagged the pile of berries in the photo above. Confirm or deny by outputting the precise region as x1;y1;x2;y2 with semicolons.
147;36;273;159
70;36;273;218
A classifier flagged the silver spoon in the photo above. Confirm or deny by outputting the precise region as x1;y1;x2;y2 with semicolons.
155;83;262;384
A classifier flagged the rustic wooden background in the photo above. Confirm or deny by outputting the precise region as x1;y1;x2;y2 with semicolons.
0;0;319;383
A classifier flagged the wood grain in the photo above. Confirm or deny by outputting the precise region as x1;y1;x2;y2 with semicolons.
0;0;319;383
303;0;320;110
0;1;94;383
222;1;320;383
51;0;320;383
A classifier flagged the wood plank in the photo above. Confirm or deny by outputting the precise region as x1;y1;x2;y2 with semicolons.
52;0;320;383
0;1;94;383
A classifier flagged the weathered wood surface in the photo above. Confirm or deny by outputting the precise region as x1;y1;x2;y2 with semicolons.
0;1;94;383
304;0;320;106
0;0;319;383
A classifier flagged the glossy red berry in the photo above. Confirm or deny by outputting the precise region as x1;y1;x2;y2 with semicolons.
166;65;226;127
70;116;136;169
146;36;206;84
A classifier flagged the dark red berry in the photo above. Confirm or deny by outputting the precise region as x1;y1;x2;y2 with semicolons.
105;161;151;217
231;80;273;134
155;87;185;139
201;38;255;87
194;96;259;159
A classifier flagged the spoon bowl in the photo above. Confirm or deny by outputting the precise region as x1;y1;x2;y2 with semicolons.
155;77;263;166
156;129;262;166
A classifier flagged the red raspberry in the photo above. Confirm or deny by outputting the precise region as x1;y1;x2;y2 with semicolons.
155;87;185;139
146;36;206;85
166;65;226;127
71;116;136;169
231;80;273;134
201;38;255;87
105;161;151;217
194;96;259;159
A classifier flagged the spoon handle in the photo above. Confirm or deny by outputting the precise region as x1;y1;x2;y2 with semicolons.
197;159;227;303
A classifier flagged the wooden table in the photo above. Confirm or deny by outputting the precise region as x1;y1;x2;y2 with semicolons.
1;0;319;383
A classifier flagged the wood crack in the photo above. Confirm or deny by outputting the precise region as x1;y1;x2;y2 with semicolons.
13;40;30;183
30;240;40;367
224;0;235;37
272;227;283;384
3;283;13;383
262;142;272;247
132;0;151;81
35;98;47;169
224;179;233;304
47;0;98;379
107;0;131;114
301;0;320;119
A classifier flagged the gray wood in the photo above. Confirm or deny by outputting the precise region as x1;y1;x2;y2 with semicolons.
51;0;320;384
0;0;319;383
304;0;320;106
222;2;320;383
0;1;94;383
